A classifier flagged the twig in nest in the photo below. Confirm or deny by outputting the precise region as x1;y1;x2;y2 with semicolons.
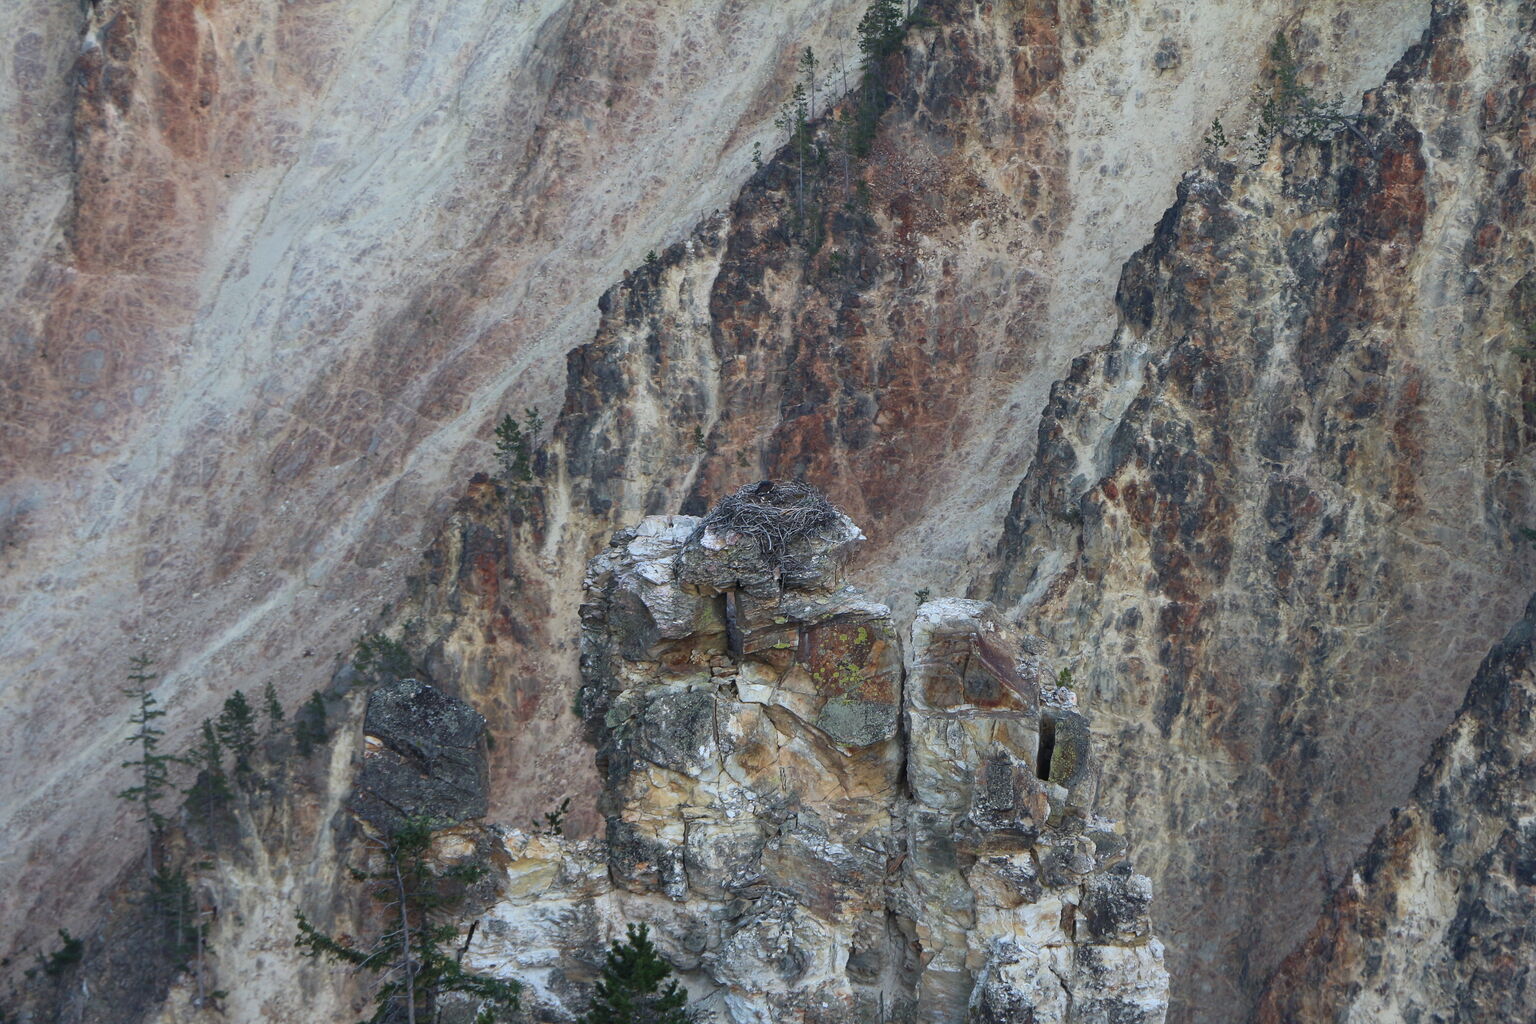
689;480;842;573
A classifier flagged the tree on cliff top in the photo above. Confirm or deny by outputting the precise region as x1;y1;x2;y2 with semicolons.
577;923;689;1024
857;0;905;63
215;690;259;779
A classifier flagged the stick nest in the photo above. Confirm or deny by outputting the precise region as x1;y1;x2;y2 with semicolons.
691;481;843;570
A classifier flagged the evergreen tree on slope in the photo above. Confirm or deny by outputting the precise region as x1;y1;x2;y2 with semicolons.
578;923;689;1024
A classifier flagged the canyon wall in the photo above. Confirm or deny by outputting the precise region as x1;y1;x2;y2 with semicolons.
1254;591;1536;1023
986;0;1536;1015
0;0;874;956
12;2;1536;1024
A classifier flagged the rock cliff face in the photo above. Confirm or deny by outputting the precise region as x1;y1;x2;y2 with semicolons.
469;489;1166;1023
1253;591;1536;1023
5;1;1534;1023
0;0;876;955
0;0;1425;958
984;1;1536;1016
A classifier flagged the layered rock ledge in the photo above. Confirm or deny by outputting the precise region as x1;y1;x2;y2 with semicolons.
465;487;1169;1022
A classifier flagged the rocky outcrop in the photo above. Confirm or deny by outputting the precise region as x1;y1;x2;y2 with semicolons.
0;0;873;955
984;2;1536;1019
353;678;490;833
465;489;1167;1023
1253;592;1536;1023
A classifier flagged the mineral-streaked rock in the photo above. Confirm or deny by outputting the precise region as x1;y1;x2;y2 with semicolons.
467;509;1167;1022
1253;592;1536;1023
0;0;1429;973
985;2;1536;1017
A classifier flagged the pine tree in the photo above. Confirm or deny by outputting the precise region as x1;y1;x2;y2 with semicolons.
151;868;200;965
774;83;812;232
797;46;820;123
295;817;520;1024
857;0;904;63
850;0;908;157
294;692;330;757
353;632;416;685
493;407;544;490
184;718;232;827
118;653;178;875
216;691;258;778
263;681;285;731
577;923;689;1024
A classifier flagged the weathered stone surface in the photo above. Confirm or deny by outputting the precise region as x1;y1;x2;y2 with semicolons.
467;505;1167;1023
3;5;1505;1024
0;0;878;955
353;679;490;832
1253;592;1536;1023
983;2;1536;1018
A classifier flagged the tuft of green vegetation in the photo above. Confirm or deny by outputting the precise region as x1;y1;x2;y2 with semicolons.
1251;32;1372;155
1056;667;1075;691
216;691;259;779
493;408;544;491
184;718;233;824
40;931;83;978
533;797;571;837
1202;117;1227;157
353;632;415;686
263;681;285;730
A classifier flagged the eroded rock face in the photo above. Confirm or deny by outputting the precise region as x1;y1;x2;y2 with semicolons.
0;0;873;954
353;678;490;833
985;1;1536;1017
467;500;1167;1023
2;5;1502;1024
1253;592;1536;1023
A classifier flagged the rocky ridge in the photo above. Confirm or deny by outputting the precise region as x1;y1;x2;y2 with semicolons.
464;488;1167;1023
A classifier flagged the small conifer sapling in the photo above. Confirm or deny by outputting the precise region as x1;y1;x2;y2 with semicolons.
577;923;689;1024
263;681;285;730
216;691;259;779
